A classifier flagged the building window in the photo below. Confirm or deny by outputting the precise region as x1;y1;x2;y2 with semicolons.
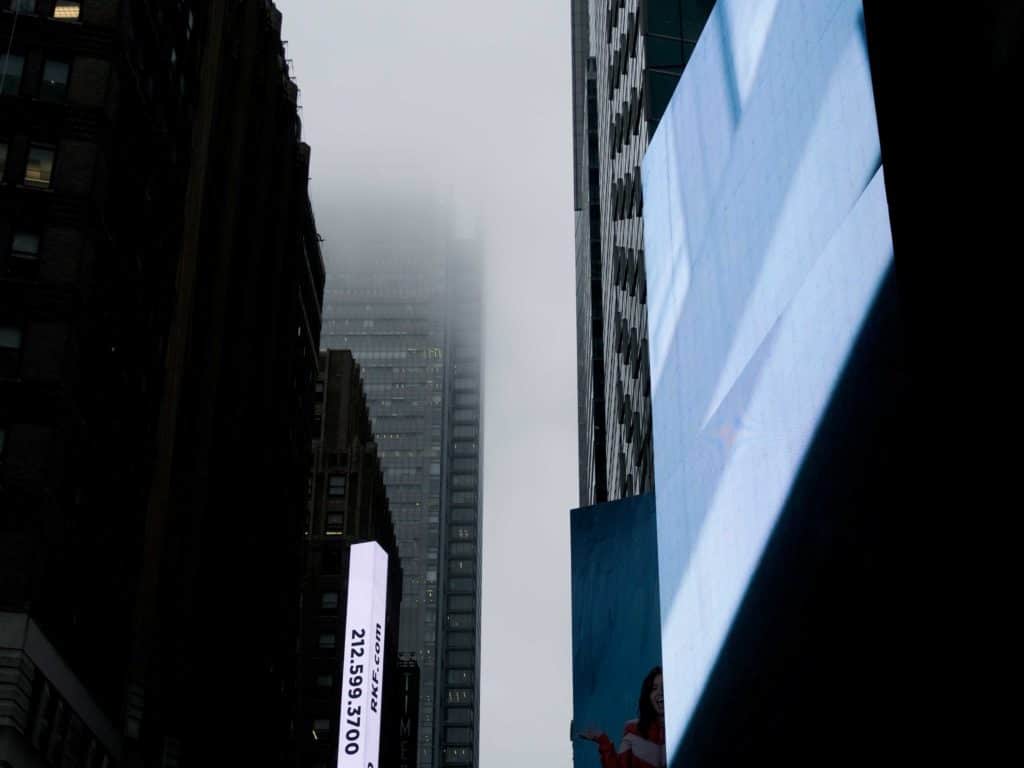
448;595;474;612
318;633;336;650
24;145;55;188
446;707;472;725
315;673;334;689
451;474;475;489
0;141;7;179
446;613;472;630
449;542;474;558
446;687;473;704
0;325;23;350
8;231;41;278
443;747;473;765
446;669;473;687
320;591;339;610
40;60;70;101
0;427;7;459
328;474;346;497
445;727;473;745
0;54;24;96
446;632;474;651
450;525;474;541
8;1;36;13
325;513;344;535
448;560;474;576
0;323;20;378
449;507;474;523
11;231;40;261
52;1;80;20
312;719;331;738
446;650;473;667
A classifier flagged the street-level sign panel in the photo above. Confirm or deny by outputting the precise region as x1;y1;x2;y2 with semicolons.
338;541;389;768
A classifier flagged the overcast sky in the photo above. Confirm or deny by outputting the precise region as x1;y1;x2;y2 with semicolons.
274;2;578;765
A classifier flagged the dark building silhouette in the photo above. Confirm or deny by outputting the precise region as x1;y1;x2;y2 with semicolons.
570;0;715;504
1;2;323;766
298;350;402;768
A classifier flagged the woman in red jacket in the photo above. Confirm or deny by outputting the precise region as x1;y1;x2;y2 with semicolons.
579;666;667;768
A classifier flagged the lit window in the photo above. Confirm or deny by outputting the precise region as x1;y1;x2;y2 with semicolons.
40;60;70;101
443;746;473;764
0;54;24;96
52;1;79;20
325;513;344;534
24;145;55;188
312;719;331;738
12;231;40;261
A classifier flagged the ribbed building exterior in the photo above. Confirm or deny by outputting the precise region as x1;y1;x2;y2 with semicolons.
570;0;715;503
320;223;482;768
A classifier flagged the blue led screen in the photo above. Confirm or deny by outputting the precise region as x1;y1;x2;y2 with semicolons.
641;0;894;756
570;494;662;768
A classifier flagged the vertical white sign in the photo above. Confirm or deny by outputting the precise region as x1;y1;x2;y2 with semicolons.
338;542;389;768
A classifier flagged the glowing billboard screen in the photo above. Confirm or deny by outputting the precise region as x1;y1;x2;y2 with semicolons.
338;542;389;768
570;495;663;768
642;0;894;756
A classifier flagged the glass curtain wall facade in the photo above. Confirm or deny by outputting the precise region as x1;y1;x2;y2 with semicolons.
321;230;482;768
571;0;715;502
436;247;482;767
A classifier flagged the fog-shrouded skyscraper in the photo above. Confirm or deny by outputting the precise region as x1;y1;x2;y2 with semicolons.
320;203;482;768
571;0;715;504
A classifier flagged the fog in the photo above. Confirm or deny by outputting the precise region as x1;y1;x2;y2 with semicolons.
275;1;578;765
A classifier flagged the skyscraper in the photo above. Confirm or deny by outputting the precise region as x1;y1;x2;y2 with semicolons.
1;2;323;764
298;349;402;768
320;206;482;768
570;0;715;503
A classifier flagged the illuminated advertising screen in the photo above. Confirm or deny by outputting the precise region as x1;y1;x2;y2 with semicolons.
642;0;895;758
570;495;663;768
338;542;389;768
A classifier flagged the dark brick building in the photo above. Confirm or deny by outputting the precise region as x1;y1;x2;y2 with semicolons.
298;350;401;768
1;2;324;766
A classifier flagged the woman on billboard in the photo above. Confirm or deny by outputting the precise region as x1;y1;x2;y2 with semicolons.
579;666;667;768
